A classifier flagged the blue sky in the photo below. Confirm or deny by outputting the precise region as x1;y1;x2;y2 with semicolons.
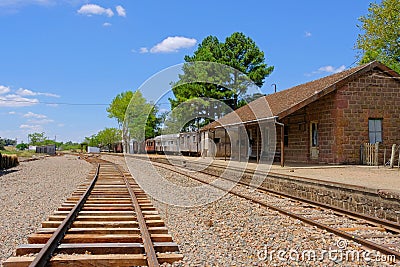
0;0;372;143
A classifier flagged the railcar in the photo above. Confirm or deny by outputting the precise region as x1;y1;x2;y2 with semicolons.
154;134;180;154
178;132;200;156
145;139;156;153
144;132;200;156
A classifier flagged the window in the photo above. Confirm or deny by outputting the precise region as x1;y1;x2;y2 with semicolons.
284;126;289;147
193;135;196;142
369;119;382;143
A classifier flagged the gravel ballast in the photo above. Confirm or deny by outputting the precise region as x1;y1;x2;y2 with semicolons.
105;155;396;266
0;155;92;265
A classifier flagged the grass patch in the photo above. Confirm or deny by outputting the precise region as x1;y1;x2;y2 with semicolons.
0;149;38;158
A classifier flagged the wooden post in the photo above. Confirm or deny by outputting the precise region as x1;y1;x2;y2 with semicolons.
213;130;216;159
384;147;386;166
390;144;396;168
238;127;241;162
224;128;227;161
375;142;379;166
281;125;285;167
398;148;400;169
256;126;259;163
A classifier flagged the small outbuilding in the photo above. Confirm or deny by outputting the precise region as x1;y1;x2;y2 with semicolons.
36;144;56;155
201;61;400;165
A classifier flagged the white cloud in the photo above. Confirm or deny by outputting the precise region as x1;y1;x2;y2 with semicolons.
8;111;16;115
306;64;347;76
28;118;54;124
16;88;35;96
305;31;312;37
150;36;197;53
318;65;346;74
103;22;112;27
116;5;126;17
23;111;47;119
139;47;149;53
0;94;39;107
19;124;43;131
16;88;60;98
57;123;65;127
0;85;11;94
77;4;114;17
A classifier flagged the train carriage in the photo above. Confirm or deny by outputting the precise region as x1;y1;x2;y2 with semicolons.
145;132;200;156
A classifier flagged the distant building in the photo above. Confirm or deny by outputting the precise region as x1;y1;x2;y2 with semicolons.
87;146;100;153
201;61;400;164
36;144;56;155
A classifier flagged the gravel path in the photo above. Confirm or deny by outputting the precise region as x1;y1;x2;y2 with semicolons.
0;155;92;265
103;154;398;266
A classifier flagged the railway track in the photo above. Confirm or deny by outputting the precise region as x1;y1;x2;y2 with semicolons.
4;157;182;267
143;156;399;263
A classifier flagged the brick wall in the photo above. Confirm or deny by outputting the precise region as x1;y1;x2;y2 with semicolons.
279;68;400;164
337;69;400;164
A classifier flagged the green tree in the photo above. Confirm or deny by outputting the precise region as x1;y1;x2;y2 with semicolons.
28;132;46;145
107;91;133;152
107;91;134;126
97;128;121;152
170;32;273;131
124;91;157;152
84;134;100;147
356;0;400;72
108;90;160;152
16;143;29;150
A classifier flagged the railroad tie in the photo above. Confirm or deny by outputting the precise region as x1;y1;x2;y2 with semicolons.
4;158;183;267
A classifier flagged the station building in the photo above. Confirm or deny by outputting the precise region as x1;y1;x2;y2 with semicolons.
200;61;400;165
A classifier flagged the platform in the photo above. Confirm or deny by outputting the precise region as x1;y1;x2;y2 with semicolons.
124;153;400;194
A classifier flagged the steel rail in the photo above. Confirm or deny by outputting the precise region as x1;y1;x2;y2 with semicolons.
151;160;400;260
153;156;400;232
113;164;160;267
29;163;100;267
194;160;400;232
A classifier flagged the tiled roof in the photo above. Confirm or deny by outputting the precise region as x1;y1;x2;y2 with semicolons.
202;61;397;131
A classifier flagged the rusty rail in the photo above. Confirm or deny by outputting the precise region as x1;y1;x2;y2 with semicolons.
151;159;400;260
113;164;160;267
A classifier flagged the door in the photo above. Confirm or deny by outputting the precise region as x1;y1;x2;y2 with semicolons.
310;122;319;160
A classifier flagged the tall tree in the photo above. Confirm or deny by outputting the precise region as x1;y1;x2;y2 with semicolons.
170;32;274;131
107;91;133;152
28;132;46;145
84;134;100;147
107;90;160;152
97;128;121;152
356;0;400;72
107;91;134;126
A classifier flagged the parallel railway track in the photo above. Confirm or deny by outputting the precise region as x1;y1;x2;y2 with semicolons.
143;155;400;262
4;157;182;267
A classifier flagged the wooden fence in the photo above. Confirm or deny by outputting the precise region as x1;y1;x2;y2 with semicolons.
363;143;379;166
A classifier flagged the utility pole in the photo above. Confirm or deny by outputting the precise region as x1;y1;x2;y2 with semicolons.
271;84;277;93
